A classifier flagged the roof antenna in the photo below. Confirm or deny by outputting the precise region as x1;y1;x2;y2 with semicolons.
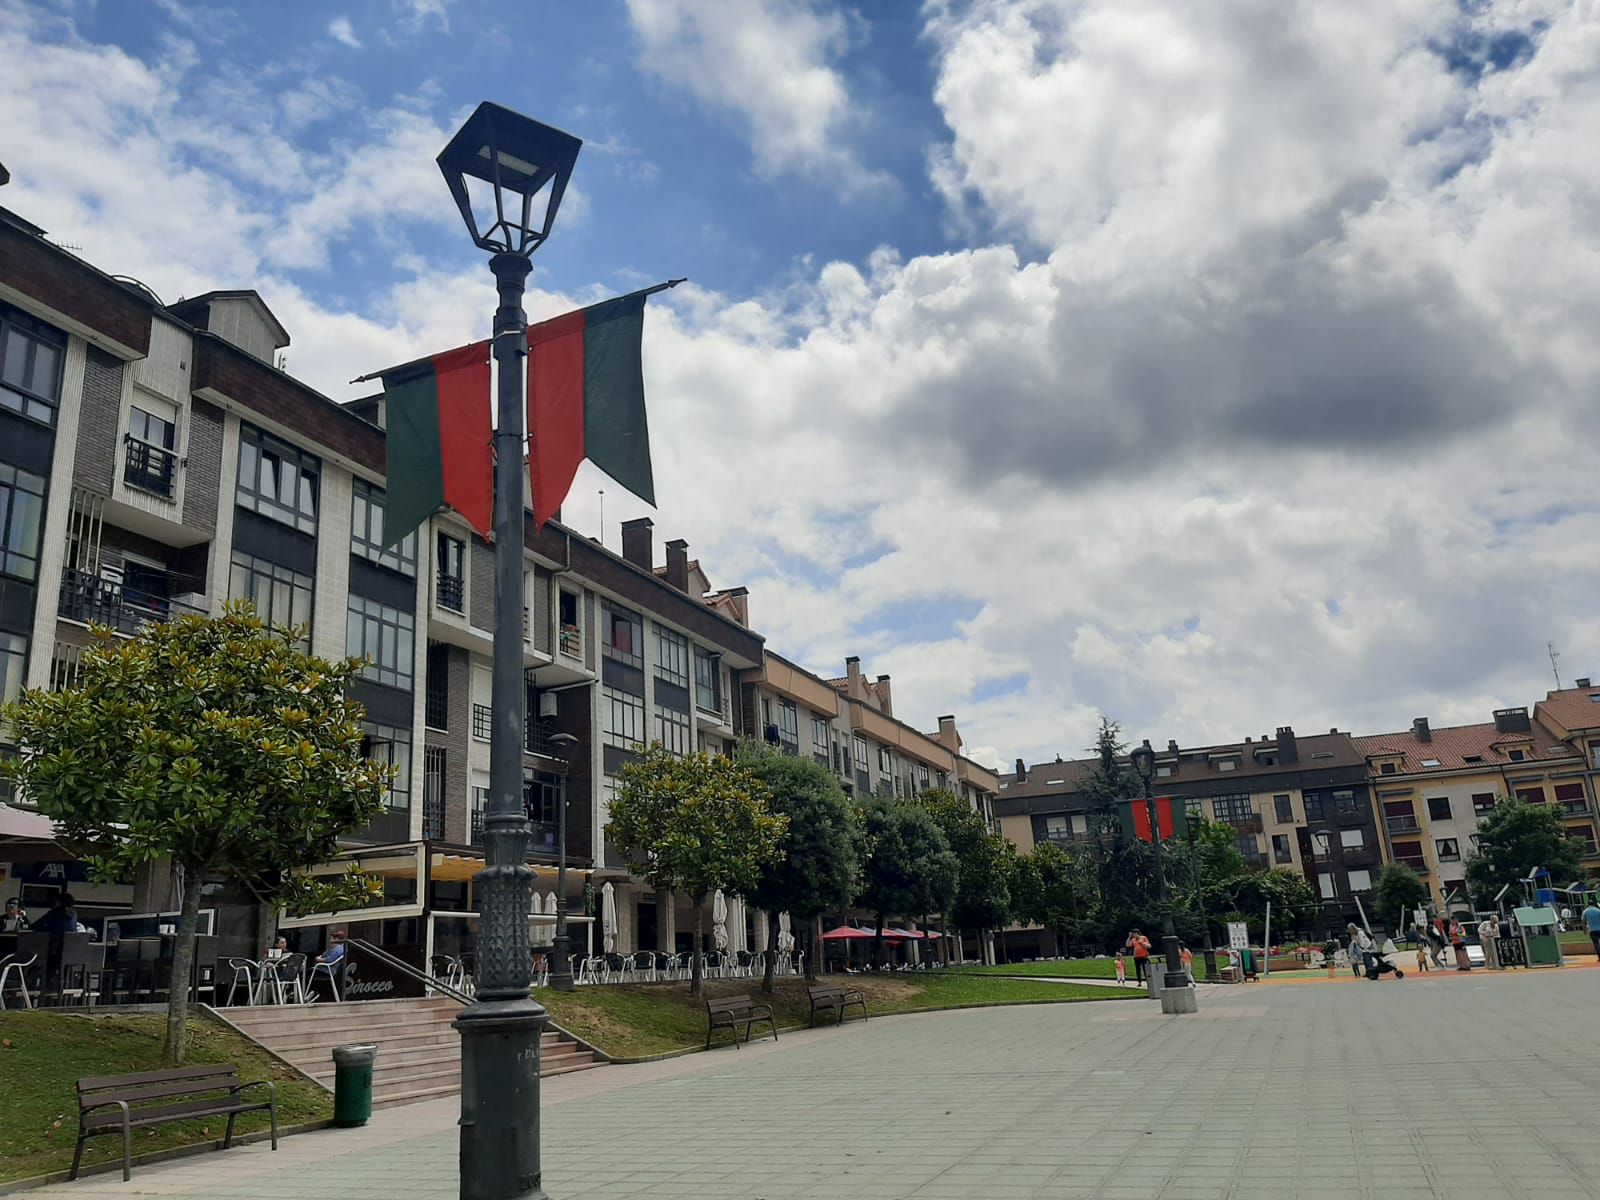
1549;641;1562;689
597;489;605;548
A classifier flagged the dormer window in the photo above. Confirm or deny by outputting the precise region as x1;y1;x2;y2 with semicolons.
1379;762;1397;775
1507;749;1526;762
1217;758;1238;772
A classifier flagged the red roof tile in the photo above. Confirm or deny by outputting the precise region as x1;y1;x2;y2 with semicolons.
1352;718;1579;774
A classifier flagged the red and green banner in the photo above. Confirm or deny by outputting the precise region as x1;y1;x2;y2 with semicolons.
527;290;658;529
1123;796;1184;843
380;342;493;547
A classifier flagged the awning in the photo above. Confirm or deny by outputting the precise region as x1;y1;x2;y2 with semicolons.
0;804;70;865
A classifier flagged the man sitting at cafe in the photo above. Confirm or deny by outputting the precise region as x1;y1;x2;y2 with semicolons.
30;893;83;934
316;929;348;970
1;898;28;932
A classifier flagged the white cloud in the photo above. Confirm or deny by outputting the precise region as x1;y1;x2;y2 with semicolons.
625;0;888;189
328;16;361;49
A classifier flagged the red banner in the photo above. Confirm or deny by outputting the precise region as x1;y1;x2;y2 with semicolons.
1130;796;1178;843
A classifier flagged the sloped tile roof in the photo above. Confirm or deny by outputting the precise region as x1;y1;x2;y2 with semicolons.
1352;719;1578;773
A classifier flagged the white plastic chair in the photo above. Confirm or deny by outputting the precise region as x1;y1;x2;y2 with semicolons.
309;958;345;1002
0;953;37;1010
224;958;258;1006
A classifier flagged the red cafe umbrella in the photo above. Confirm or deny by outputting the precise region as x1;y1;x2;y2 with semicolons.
821;925;876;941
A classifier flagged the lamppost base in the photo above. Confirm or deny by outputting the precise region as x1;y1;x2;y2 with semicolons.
455;997;550;1200
549;933;574;993
1159;982;1199;1014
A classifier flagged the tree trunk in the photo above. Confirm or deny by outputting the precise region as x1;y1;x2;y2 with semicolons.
806;914;821;981
163;870;204;1066
690;895;706;998
873;911;885;969
761;910;779;994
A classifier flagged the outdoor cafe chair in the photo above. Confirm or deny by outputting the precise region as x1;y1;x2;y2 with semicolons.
576;956;603;986
0;952;36;1010
308;958;344;1002
631;950;656;982
224;958;258;1006
258;953;310;1005
604;952;631;982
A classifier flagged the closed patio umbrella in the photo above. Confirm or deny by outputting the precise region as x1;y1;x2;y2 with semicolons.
601;881;617;954
778;910;794;954
712;889;729;951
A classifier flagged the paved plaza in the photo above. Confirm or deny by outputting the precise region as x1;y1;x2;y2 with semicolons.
31;967;1600;1199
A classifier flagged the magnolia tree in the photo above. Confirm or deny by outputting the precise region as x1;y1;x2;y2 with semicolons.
607;745;786;997
917;788;1013;962
736;742;863;990
3;604;388;1063
858;797;957;966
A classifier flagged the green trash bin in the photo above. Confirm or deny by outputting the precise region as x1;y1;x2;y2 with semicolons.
331;1044;377;1127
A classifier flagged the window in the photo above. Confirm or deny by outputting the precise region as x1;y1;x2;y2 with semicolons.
1568;825;1598;854
1216;758;1237;772
424;642;449;730
237;424;319;534
695;650;721;713
1508;748;1526;762
1347;869;1372;892
1272;833;1292;863
1435;838;1461;862
1185;797;1204;821
1462;755;1484;765
1555;783;1588;815
1318;874;1336;899
230;552;313;648
0;463;46;582
559;591;581;656
524;767;558;827
1236;834;1260;861
470;772;489;844
601;602;642;667
917;764;930;790
1340;828;1364;850
346;594;415;690
602;685;645;750
0;305;66;424
1310;750;1334;760
1392;840;1426;870
1384;800;1419;834
1311;831;1331;859
472;703;492;741
436;534;465;611
1303;794;1324;820
1379;762;1397;775
0;632;26;743
351;480;417;575
653;704;691;756
1211;795;1254;823
878;745;893;779
361;721;411;812
1419;758;1442;768
1155;765;1173;778
777;700;798;751
1515;786;1545;805
1472;793;1497;815
1333;789;1358;814
422;746;445;840
1273;794;1293;823
1427;796;1451;821
811;716;830;761
125;395;178;496
651;626;689;687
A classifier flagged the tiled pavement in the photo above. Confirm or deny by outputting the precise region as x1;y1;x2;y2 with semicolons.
31;966;1600;1199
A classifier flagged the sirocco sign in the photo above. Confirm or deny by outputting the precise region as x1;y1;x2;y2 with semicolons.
328;941;426;1000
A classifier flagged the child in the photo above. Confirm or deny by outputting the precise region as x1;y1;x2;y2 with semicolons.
1415;939;1430;972
1179;943;1194;983
1114;949;1127;987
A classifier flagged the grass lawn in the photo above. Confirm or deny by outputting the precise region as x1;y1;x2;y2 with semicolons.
0;1010;331;1185
535;972;1137;1059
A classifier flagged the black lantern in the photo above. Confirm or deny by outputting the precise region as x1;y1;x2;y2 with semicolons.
437;102;582;256
1130;738;1156;782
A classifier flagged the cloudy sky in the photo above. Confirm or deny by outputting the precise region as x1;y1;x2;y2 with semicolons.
3;0;1597;768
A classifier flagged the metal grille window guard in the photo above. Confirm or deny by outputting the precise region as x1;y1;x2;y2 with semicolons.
423;746;446;840
124;438;177;497
472;704;492;740
436;573;465;612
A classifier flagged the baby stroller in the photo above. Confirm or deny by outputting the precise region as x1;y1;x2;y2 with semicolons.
1362;948;1404;980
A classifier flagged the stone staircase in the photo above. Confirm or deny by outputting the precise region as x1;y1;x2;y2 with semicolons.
218;996;605;1108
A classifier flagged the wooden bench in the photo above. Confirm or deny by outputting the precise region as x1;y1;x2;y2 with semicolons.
704;993;777;1050
73;1063;277;1182
807;984;868;1027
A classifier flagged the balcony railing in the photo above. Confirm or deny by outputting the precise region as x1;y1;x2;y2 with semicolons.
59;568;205;633
1394;857;1429;874
436;573;465;613
1559;800;1591;817
559;624;581;658
124;438;177;497
1385;817;1421;835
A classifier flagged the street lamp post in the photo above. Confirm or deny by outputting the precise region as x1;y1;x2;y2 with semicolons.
1130;739;1196;1012
438;102;582;1200
546;731;578;993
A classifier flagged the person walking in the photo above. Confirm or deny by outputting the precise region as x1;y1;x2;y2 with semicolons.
1449;918;1472;971
1582;899;1600;961
1127;930;1152;984
1479;914;1502;970
1180;943;1194;983
1426;919;1449;969
1347;923;1373;978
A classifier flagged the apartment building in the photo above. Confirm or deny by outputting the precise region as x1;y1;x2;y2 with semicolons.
742;652;1000;822
1353;707;1598;907
995;726;1381;946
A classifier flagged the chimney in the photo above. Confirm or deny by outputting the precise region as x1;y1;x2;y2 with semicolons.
1577;677;1592;689
1167;739;1179;753
620;517;653;571
935;715;960;753
664;538;689;592
1275;726;1299;763
844;656;865;700
1492;707;1531;734
1014;758;1027;782
1412;717;1431;743
874;674;893;717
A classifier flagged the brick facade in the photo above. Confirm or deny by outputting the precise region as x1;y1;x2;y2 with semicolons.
73;346;123;495
182;399;224;533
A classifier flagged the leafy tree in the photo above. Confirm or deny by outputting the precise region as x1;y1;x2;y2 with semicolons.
857;797;957;965
1215;868;1317;938
736;742;863;989
1374;862;1430;928
3;604;388;1063
608;744;786;996
1465;797;1585;910
1012;841;1097;952
1081;717;1140;851
916;788;1013;951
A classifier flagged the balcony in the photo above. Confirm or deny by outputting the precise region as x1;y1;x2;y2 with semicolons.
58;568;205;634
694;684;732;728
1559;801;1591;817
1217;814;1264;835
123;438;177;498
1385;817;1421;835
559;624;581;658
436;573;465;613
